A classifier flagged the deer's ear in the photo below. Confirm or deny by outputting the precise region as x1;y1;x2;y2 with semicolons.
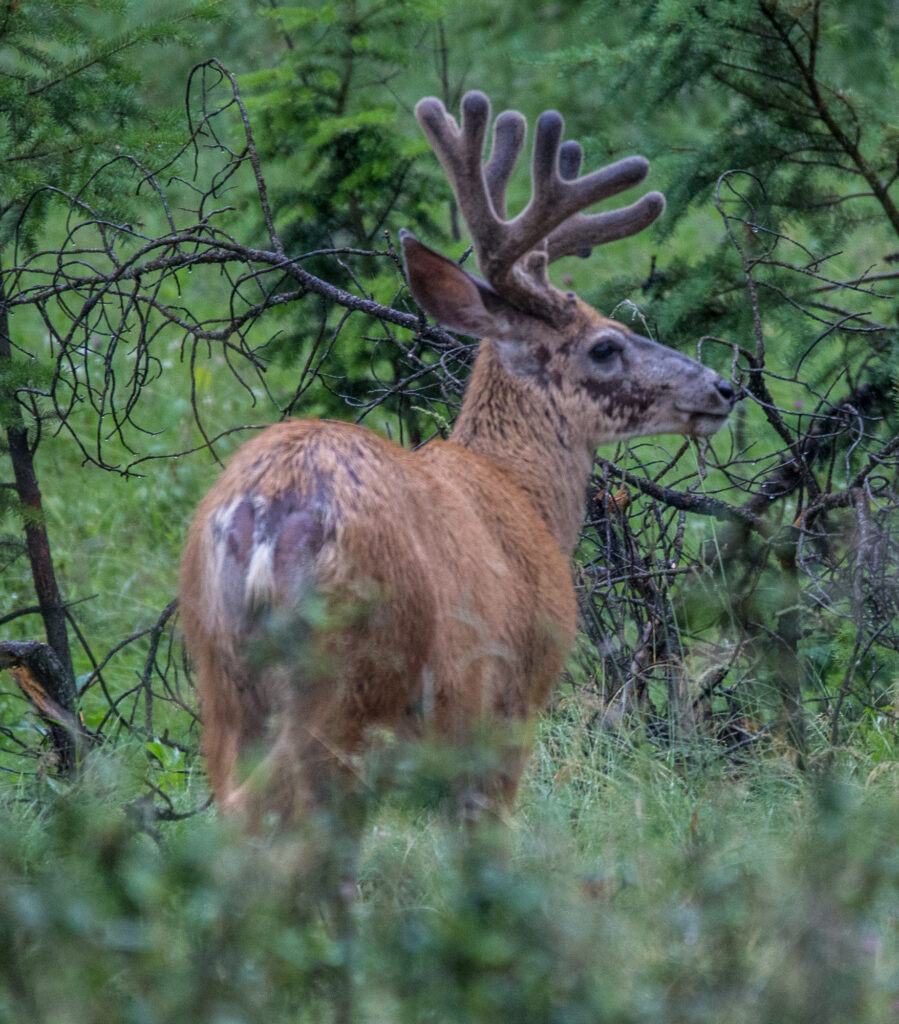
401;230;535;340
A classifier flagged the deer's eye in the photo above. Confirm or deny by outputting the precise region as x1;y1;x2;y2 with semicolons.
589;338;620;363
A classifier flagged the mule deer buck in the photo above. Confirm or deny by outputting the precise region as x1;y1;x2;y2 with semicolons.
180;90;735;828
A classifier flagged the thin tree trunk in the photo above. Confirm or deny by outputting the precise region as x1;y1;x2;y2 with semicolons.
0;269;77;768
771;534;807;768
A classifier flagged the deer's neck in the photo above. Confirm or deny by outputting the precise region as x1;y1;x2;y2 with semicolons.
450;340;590;555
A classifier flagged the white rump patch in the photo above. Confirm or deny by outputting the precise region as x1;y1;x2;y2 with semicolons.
244;539;277;610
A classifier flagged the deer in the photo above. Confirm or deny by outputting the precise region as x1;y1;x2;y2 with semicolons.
179;90;735;833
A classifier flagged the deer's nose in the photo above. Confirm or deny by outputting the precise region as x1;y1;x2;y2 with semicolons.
715;378;736;404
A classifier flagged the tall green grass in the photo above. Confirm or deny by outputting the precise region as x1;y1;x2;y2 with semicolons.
2;724;896;1023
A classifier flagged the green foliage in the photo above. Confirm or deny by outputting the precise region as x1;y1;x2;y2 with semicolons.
226;1;470;438
547;0;899;231
0;762;341;1022
0;0;221;241
240;0;449;251
1;742;896;1022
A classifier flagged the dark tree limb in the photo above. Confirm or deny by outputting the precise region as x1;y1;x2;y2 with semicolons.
0;641;94;772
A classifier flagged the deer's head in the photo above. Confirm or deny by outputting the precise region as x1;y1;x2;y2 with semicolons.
401;91;734;452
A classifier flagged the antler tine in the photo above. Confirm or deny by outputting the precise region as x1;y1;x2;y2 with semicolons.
415;91;500;245
547;191;666;262
502;110;656;265
548;134;664;260
558;140;583;182
484;110;526;220
552;141;587;254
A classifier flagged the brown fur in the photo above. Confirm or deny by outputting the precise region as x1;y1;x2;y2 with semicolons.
179;93;735;827
181;402;575;822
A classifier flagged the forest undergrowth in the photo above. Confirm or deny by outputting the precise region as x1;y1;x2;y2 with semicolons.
1;721;897;1023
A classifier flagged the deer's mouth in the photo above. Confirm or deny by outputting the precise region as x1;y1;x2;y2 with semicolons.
681;409;731;436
